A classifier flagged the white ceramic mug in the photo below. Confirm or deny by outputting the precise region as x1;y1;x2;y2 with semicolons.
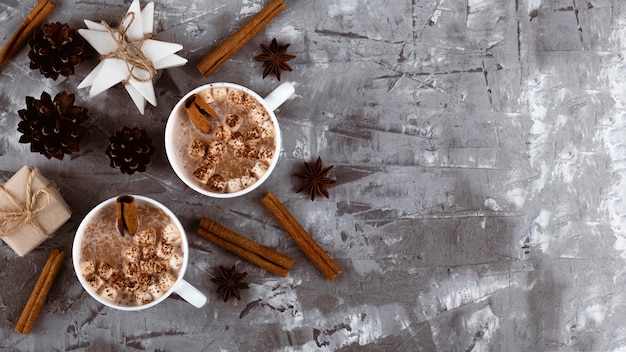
72;195;207;311
164;82;295;198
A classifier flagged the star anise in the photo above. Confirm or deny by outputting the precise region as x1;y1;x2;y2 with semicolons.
295;156;337;201
253;38;296;81
210;265;250;302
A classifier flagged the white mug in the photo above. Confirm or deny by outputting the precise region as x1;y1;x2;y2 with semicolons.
164;82;295;198
72;195;207;311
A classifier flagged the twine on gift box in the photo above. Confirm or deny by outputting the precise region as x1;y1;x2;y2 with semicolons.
0;168;50;238
100;12;157;83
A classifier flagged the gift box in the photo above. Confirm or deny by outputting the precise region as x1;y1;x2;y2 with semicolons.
0;166;71;256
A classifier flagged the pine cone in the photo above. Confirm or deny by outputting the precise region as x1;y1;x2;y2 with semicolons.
105;127;156;175
28;22;87;80
17;91;90;160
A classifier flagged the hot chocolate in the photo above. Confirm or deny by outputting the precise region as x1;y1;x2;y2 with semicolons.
77;198;184;307
173;86;277;194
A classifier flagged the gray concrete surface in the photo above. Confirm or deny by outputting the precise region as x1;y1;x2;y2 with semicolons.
1;0;625;350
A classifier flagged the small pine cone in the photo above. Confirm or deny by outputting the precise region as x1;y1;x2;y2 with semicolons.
28;22;87;80
17;91;90;160
105;127;156;175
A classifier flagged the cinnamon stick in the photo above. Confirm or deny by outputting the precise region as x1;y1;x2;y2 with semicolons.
260;192;341;280
197;217;293;277
0;0;56;68
196;0;286;77
184;95;215;134
116;195;138;236
15;248;66;334
192;94;219;121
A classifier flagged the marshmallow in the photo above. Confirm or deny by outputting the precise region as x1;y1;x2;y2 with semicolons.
100;285;118;302
209;87;228;101
122;245;141;263
157;240;174;259
158;272;176;291
214;124;232;142
252;161;268;178
227;178;244;193
241;174;257;188
259;120;275;139
161;223;181;243
224;113;242;131
188;139;207;158
258;146;274;164
133;289;153;305
141;246;156;260
139;260;156;275
200;89;215;103
135;228;156;247
169;253;184;270
227;89;246;105
123;261;140;278
193;156;217;184
249;106;270;124
242;144;259;160
80;259;95;276
207;139;226;157
86;275;105;292
153;259;167;274
148;284;165;298
108;273;127;291
246;127;262;142
125;278;140;293
98;262;117;280
137;273;154;287
228;132;245;151
208;174;227;192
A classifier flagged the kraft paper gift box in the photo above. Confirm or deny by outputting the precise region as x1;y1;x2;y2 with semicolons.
0;166;72;256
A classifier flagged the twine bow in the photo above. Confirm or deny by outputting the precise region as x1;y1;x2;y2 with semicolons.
0;168;51;238
100;12;157;83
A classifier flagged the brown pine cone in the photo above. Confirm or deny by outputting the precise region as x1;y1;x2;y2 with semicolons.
105;127;156;175
17;91;90;160
28;22;87;80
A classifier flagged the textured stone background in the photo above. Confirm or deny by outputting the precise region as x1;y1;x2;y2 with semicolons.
1;0;626;351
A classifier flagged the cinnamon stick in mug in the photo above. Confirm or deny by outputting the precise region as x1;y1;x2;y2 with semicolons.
116;195;138;236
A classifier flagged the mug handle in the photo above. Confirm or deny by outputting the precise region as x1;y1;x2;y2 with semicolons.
264;82;295;111
174;279;207;308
